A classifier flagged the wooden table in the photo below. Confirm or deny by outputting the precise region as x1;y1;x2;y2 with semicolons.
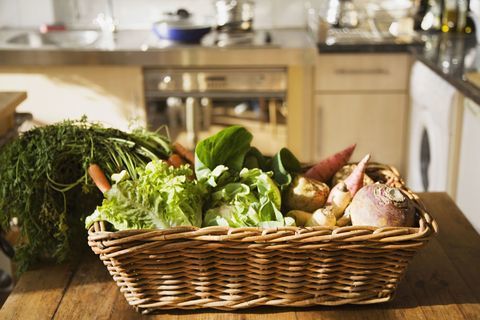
1;192;479;320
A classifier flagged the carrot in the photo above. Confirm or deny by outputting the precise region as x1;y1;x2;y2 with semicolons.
88;164;111;193
327;154;370;203
304;144;356;182
172;142;195;165
167;153;185;168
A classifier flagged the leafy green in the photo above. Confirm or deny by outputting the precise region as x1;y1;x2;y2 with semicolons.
203;167;294;228
244;146;267;170
269;148;302;190
195;126;253;180
86;160;206;230
0;118;171;272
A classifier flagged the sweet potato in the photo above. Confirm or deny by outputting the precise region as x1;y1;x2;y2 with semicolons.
304;144;356;182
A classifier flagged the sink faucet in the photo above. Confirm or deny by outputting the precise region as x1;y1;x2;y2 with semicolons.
94;0;116;33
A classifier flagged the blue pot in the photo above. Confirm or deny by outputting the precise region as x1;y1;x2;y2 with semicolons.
152;20;212;43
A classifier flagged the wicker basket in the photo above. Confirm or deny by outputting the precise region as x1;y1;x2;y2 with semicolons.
87;163;438;313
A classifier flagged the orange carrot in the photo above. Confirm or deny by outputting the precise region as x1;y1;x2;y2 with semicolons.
88;164;111;193
327;154;370;203
304;144;356;182
172;142;195;165
167;153;185;168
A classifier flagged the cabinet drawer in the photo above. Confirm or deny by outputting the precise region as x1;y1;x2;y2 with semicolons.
314;93;407;172
315;54;409;92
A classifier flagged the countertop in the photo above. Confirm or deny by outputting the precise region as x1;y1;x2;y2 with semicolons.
0;29;316;67
410;33;480;106
1;192;479;320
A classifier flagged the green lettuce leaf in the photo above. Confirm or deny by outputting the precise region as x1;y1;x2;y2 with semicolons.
85;160;206;230
203;167;292;228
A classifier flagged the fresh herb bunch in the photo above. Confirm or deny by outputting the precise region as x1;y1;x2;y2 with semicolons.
0;118;171;273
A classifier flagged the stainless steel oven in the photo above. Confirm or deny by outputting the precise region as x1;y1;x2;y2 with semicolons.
144;68;288;155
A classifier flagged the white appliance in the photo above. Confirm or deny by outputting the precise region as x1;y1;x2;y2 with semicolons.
407;61;457;193
456;98;480;233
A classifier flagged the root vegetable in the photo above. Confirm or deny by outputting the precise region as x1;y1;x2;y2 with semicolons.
349;184;415;227
286;175;330;212
329;182;352;218
332;164;374;187
167;153;185;168
306;206;336;227
336;210;351;227
287;210;313;227
327;154;371;203
304;144;356;182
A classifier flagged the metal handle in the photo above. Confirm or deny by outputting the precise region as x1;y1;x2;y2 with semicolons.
334;68;389;75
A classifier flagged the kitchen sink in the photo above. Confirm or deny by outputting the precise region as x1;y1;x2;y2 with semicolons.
6;30;99;48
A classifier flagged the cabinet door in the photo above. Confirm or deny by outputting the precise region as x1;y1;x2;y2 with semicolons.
314;93;407;173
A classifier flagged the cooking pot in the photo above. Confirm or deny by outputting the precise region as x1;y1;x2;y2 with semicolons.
152;9;212;43
214;0;255;32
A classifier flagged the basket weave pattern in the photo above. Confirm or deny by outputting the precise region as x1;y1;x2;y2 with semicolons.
88;164;437;313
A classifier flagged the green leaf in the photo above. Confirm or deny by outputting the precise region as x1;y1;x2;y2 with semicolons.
271;148;301;190
195;126;253;180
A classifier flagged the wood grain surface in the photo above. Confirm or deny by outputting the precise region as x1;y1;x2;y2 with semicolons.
1;193;479;320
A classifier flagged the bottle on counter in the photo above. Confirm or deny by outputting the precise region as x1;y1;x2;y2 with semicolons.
441;0;469;33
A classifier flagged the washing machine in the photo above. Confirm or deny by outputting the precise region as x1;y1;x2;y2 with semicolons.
407;61;457;193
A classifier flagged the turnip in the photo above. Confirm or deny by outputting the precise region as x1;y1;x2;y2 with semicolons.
287;210;312;227
286;175;330;212
306;206;336;227
348;184;415;228
327;154;371;203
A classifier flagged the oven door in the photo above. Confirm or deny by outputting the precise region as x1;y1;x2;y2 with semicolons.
144;68;288;154
147;95;287;155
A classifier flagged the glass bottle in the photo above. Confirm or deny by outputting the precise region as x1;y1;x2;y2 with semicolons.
441;0;457;32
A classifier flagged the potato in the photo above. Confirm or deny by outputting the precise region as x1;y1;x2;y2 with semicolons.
286;175;329;212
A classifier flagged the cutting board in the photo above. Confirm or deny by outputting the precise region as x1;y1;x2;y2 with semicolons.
0;92;27;136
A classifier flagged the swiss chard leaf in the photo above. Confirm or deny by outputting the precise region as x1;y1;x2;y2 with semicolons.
195;126;253;180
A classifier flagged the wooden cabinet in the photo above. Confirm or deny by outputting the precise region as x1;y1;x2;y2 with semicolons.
0;66;145;130
315;54;409;92
314;93;407;170
314;53;410;172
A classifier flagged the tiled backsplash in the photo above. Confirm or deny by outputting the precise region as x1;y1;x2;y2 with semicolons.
0;0;314;30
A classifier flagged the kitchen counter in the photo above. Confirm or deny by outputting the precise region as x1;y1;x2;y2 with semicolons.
0;29;316;67
0;91;27;144
410;33;480;105
317;31;480;105
1;192;479;320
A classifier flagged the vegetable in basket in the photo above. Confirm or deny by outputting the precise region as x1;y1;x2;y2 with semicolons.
347;183;415;228
0;118;171;273
203;167;294;228
86;160;206;230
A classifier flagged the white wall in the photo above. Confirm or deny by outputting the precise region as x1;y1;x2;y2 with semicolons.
0;0;316;29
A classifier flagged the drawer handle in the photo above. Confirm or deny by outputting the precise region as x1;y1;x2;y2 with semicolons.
334;68;389;75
